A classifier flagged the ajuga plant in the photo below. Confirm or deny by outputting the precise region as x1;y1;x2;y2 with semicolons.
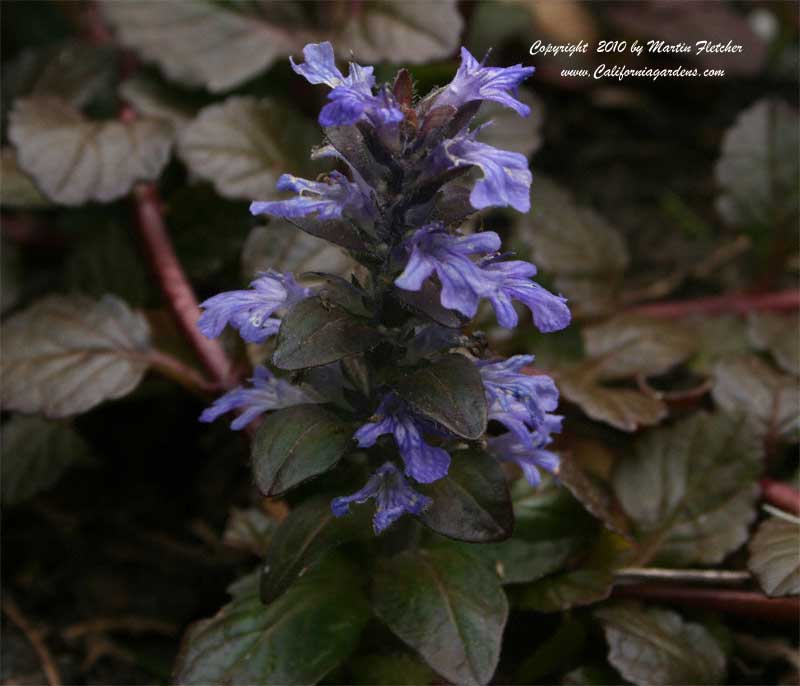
198;42;570;534
179;43;570;684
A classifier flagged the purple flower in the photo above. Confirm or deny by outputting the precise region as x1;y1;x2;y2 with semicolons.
331;462;432;533
199;366;316;430
290;41;403;128
434;128;532;212
433;47;535;117
395;223;502;319
394;224;570;332
477;355;560;445
250;171;373;222
354;393;450;484
488;428;560;487
198;270;312;344
480;257;571;332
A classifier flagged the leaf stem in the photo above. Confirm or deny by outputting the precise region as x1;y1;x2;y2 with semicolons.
760;478;800;515
614;567;751;586
627;290;799;318
611;584;799;624
2;597;62;686
132;183;233;388
147;349;221;396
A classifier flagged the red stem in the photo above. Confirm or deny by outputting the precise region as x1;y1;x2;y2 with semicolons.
612;584;799;624
133;183;233;388
628;290;800;318
761;478;800;515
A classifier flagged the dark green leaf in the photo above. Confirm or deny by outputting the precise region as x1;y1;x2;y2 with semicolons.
403;325;464;365
596;602;727;686
748;312;800;377
285;215;371;253
712;355;799;442
1;415;91;505
175;558;370;684
559;360;667;432
1;295;152;418
418;448;512;542
396;353;487;439
715;99;799;230
222;507;277;558
349;653;436;686
475;484;598;585
260;496;371;604
613;412;762;565
178;96;320;201
314;275;373;318
373;547;508;685
748;515;800;597
393;282;462;328
518;529;632;612
252;404;353;497
272;297;381;371
558;454;630;536
582;315;696;380
102;1;297;93
9;96;173;205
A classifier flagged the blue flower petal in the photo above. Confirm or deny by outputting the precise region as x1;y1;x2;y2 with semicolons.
290;42;345;87
199;365;315;430
250;171;373;221
439;133;532;212
289;42;402;128
353;393;451;484
198;271;312;343
434;46;535;116
332;462;432;533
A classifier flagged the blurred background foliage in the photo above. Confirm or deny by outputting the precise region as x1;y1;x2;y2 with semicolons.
1;1;798;684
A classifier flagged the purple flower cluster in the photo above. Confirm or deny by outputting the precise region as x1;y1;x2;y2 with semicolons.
197;42;570;535
478;355;563;486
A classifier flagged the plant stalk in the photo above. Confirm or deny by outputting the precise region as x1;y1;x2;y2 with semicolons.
612;584;799;624
628;290;799;318
133;183;233;388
